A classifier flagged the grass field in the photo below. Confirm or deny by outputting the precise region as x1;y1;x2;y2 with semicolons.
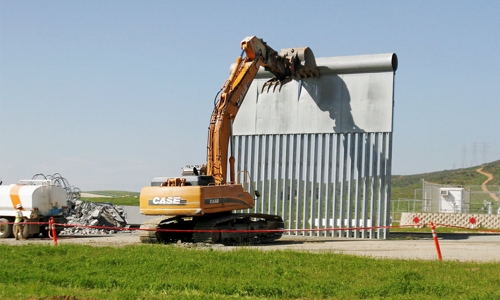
1;244;499;300
81;190;140;206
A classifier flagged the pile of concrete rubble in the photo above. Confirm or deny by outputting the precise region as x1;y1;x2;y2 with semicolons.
60;199;130;235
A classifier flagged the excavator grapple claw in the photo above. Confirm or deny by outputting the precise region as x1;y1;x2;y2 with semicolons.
280;47;320;79
261;77;291;93
261;46;319;93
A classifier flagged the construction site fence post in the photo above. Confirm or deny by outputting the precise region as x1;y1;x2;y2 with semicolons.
50;217;58;246
430;222;442;261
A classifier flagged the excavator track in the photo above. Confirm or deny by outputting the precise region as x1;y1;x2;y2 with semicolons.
139;213;284;245
139;217;166;243
193;213;284;245
140;216;196;244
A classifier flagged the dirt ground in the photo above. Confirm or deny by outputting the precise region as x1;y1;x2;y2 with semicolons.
1;231;499;262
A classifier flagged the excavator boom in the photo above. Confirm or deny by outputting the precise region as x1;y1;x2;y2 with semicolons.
207;36;319;185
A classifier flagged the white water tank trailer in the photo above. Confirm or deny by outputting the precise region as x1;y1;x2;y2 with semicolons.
0;180;68;238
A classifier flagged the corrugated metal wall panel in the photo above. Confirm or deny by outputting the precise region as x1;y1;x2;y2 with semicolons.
235;132;392;239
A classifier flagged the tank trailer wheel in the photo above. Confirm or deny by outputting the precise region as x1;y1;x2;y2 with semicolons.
22;224;31;239
0;218;13;238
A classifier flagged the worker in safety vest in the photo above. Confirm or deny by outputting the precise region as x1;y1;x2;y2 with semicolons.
14;203;28;240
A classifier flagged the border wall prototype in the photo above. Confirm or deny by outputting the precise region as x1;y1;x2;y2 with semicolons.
233;53;398;239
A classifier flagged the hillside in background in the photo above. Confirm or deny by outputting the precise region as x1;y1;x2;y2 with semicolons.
80;190;140;206
82;160;500;204
84;190;140;198
391;159;500;200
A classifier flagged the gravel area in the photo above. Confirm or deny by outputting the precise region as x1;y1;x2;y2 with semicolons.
2;231;499;262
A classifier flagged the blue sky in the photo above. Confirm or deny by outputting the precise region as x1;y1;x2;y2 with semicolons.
1;1;499;191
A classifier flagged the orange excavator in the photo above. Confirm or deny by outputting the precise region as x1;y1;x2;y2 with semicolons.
139;36;319;244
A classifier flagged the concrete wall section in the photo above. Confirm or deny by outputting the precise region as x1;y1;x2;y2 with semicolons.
233;53;397;239
233;53;397;135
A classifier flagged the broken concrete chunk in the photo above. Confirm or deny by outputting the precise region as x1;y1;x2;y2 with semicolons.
60;198;130;235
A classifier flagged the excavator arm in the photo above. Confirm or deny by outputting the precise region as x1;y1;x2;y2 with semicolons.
206;36;319;185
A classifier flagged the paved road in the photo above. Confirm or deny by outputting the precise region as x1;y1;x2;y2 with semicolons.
2;231;499;262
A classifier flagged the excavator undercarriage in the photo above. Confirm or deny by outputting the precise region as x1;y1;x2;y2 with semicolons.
139;213;284;245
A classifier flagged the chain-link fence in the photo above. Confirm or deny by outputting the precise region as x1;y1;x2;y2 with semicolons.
391;181;500;223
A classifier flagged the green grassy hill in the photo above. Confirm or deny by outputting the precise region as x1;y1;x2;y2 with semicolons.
84;190;140;197
81;190;140;206
83;159;500;205
391;159;500;200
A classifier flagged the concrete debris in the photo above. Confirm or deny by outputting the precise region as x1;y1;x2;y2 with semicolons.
60;199;130;235
174;241;225;249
